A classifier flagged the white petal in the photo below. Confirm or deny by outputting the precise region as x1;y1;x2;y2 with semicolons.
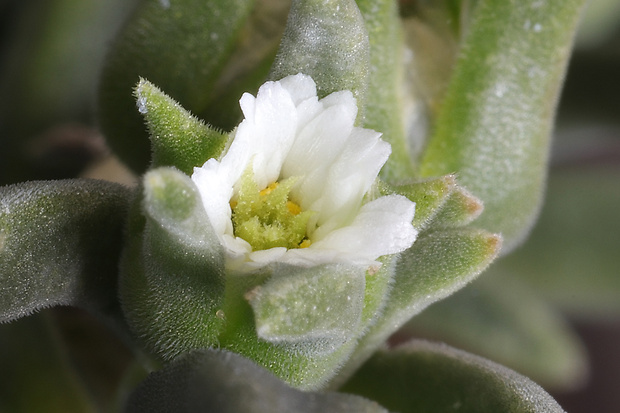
278;73;317;105
238;80;299;188
292;95;323;133
248;247;288;265
191;159;235;237
238;92;256;123
220;235;254;271
279;248;341;267
312;195;417;260
216;124;254;188
282;102;357;208
311;127;391;240
319;90;356;110
221;234;251;254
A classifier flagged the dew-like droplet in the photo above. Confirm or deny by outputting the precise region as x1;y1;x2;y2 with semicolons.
137;96;147;114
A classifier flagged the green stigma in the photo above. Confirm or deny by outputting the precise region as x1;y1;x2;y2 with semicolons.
231;169;314;251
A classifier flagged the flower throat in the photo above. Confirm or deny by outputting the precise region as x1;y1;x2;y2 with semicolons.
230;169;313;251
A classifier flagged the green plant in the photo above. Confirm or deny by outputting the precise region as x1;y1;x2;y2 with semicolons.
0;0;596;411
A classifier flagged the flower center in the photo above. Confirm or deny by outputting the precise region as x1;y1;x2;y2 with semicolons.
230;169;314;251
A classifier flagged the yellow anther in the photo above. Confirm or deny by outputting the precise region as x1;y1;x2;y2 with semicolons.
286;200;302;216
259;182;279;197
229;200;238;209
299;239;312;248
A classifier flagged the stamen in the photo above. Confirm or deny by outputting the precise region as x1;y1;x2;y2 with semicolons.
259;182;279;197
286;200;302;215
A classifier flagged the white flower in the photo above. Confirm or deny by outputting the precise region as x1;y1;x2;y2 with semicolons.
192;74;416;271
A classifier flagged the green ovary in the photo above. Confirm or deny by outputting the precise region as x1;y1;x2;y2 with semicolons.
231;170;313;251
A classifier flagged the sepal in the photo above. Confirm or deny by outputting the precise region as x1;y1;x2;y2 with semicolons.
432;185;483;229
119;168;226;360
135;79;231;175
377;175;483;231
248;263;366;351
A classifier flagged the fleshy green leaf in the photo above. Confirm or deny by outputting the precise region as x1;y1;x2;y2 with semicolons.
0;179;130;323
134;79;230;175
248;264;366;350
406;274;588;390
419;0;587;252
119;168;226;360
333;228;501;385
0;313;96;413
341;340;566;413
125;349;388;413
269;0;370;113
355;0;414;182
98;0;255;172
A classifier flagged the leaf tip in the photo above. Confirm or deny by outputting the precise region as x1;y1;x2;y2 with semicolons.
485;232;503;258
441;173;458;188
134;77;152;115
460;186;484;220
